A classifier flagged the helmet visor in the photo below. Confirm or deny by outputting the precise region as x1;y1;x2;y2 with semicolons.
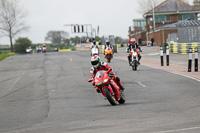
91;60;99;66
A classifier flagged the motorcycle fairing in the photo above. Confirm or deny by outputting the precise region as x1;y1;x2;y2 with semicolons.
109;80;121;101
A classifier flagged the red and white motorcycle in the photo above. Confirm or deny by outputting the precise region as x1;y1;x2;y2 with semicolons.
88;68;125;106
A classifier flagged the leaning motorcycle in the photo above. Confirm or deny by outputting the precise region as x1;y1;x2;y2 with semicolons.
88;68;125;106
105;48;113;63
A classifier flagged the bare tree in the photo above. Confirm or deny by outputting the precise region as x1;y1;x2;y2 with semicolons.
45;31;69;44
137;0;189;15
137;0;163;15
193;0;200;5
0;0;29;52
182;0;189;4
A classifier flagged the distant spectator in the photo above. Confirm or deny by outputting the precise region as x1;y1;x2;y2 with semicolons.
99;40;102;45
151;38;154;46
138;38;142;46
96;40;99;45
81;39;86;43
89;38;93;42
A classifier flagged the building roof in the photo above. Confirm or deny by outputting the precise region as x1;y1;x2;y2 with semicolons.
133;18;145;21
145;0;199;16
155;20;200;30
175;20;200;27
155;23;177;30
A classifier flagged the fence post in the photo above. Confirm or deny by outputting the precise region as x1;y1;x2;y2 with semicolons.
166;45;169;66
160;46;164;66
188;48;192;72
195;47;198;72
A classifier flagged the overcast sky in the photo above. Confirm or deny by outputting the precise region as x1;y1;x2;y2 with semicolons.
0;0;194;44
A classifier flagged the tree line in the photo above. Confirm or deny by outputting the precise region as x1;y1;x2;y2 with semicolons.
1;0;197;53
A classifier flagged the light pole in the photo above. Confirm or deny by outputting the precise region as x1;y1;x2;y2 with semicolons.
153;0;156;46
153;0;155;31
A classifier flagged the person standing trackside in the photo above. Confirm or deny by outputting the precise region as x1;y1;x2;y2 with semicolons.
151;38;154;46
99;40;102;45
138;38;142;46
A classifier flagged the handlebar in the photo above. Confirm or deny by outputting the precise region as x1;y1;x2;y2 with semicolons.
88;79;93;82
106;68;113;74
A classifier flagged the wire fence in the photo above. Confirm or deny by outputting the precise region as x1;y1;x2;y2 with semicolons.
176;20;200;43
178;27;200;43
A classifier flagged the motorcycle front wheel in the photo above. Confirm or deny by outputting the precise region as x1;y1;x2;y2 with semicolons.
104;87;117;106
132;60;137;71
107;54;111;63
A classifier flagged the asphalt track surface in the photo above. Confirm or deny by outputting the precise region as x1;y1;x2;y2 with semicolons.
0;49;200;133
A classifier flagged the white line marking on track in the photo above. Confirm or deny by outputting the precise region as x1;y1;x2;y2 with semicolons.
150;126;200;133
70;58;72;62
8;76;21;90
13;77;21;84
135;80;146;88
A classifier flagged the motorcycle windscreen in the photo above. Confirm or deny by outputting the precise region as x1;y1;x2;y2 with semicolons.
95;70;106;85
92;48;98;54
95;70;106;78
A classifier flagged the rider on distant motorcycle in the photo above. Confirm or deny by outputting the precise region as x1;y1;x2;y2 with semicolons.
90;40;99;50
104;40;113;50
104;40;113;55
127;38;142;65
90;55;125;93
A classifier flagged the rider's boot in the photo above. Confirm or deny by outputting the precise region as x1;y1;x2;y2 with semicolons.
127;56;131;66
96;89;101;93
116;77;125;94
138;54;142;65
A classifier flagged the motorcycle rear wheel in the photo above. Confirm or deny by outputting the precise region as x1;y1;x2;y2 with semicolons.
104;87;117;106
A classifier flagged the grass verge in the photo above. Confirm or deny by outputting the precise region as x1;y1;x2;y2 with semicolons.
0;53;15;61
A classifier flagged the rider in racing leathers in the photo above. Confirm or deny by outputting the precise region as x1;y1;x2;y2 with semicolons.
127;38;142;65
90;55;125;93
90;40;99;50
104;40;113;55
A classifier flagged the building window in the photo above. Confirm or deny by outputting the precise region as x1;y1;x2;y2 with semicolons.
178;14;195;21
155;15;171;23
134;21;141;27
147;17;151;24
166;15;170;22
133;20;146;30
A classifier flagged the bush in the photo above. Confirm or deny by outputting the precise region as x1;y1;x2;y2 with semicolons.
14;37;32;53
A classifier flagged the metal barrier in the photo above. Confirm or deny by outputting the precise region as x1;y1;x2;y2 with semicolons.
59;49;72;52
75;43;107;54
167;43;200;54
